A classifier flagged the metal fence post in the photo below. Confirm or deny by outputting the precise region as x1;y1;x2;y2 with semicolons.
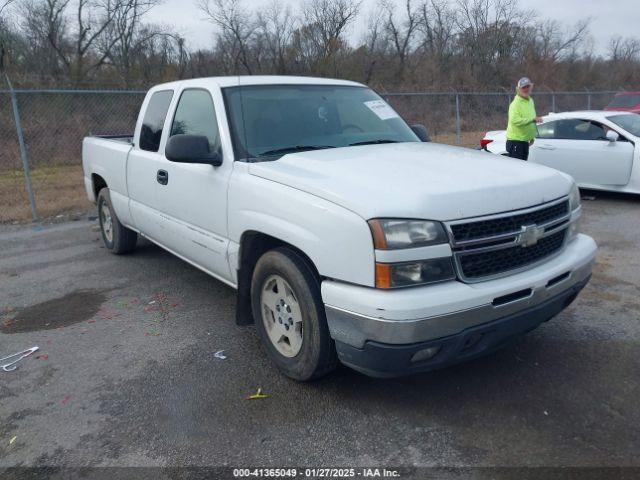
454;92;461;145
5;75;38;222
585;88;591;109
551;91;557;113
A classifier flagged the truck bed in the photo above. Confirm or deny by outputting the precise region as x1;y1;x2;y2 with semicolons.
92;134;134;144
82;135;134;206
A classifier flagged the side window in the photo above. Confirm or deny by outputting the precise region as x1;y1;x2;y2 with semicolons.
170;89;221;151
553;119;606;141
139;90;174;152
536;121;556;139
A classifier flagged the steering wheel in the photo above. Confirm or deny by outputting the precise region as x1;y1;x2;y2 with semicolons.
342;124;364;133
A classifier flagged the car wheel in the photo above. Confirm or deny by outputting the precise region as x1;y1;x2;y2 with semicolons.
97;188;137;254
251;247;338;381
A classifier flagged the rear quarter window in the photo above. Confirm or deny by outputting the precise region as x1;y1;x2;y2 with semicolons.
139;90;174;152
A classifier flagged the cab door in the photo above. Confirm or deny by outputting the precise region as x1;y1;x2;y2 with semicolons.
530;118;634;186
127;89;175;240
154;87;235;282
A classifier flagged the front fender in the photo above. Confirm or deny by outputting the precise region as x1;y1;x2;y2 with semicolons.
228;166;375;287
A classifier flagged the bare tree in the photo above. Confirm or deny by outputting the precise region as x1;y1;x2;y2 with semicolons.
455;0;535;86
198;0;256;74
607;35;640;86
298;0;361;74
18;0;68;78
256;0;296;74
32;0;126;82
360;8;385;84
100;0;163;85
417;0;456;62
535;18;590;62
609;36;640;63
380;0;421;83
2;0;639;91
0;0;18;71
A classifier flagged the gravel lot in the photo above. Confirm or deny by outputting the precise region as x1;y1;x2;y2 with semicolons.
1;192;639;476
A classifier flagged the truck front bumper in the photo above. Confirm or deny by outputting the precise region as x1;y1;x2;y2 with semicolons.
322;233;597;377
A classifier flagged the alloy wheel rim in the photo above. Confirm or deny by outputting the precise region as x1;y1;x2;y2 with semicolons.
260;274;304;357
100;202;113;243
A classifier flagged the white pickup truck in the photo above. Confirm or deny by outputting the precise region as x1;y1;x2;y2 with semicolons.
83;76;597;380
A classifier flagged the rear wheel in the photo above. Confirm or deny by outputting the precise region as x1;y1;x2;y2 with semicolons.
251;247;337;381
97;188;137;254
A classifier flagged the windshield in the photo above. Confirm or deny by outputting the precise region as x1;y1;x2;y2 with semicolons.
608;114;640;137
607;94;640;108
222;84;419;160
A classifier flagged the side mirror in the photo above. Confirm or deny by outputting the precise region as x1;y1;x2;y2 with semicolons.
411;124;431;142
606;130;619;143
165;134;222;166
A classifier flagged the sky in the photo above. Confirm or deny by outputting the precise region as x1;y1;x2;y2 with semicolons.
146;0;640;55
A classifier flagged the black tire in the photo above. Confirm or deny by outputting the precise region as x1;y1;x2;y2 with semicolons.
251;247;338;381
97;188;137;254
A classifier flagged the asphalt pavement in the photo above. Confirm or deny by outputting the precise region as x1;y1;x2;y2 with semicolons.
1;192;639;475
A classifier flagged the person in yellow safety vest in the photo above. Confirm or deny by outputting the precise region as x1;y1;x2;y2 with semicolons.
506;77;543;160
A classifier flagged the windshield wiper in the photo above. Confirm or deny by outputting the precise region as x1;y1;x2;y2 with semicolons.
256;145;336;157
348;139;400;146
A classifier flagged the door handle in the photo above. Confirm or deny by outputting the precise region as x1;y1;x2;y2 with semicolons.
157;169;168;185
538;144;556;150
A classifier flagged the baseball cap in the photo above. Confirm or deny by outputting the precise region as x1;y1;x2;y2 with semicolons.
517;77;533;88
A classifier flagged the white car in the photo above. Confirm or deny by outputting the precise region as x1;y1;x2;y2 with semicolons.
82;76;596;379
482;111;640;194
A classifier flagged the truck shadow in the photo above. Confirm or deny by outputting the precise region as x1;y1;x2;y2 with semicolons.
91;319;638;465
77;224;638;465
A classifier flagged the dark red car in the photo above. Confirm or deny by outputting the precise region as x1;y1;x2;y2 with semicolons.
605;92;640;114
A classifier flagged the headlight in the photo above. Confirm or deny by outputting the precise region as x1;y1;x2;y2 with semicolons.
368;219;448;249
568;215;581;240
568;182;581;241
569;182;581;211
368;219;454;288
375;258;456;288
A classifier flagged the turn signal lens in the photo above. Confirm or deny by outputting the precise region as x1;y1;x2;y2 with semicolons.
375;258;455;289
369;219;388;249
375;263;392;289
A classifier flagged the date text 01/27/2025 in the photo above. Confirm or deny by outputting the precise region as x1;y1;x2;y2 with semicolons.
232;467;401;478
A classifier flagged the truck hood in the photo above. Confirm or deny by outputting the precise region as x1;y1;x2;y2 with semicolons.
247;142;573;221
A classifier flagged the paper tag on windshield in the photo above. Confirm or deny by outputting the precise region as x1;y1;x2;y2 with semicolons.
364;100;399;120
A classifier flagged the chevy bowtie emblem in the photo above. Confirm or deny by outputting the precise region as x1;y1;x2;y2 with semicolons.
518;224;544;247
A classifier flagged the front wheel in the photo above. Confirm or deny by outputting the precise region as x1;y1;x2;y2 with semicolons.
251;248;337;381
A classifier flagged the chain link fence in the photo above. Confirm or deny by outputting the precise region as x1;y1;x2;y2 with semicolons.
0;87;621;223
1;88;145;223
382;90;618;147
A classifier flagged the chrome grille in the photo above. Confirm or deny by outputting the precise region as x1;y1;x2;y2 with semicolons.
447;198;571;282
450;200;569;243
458;230;567;279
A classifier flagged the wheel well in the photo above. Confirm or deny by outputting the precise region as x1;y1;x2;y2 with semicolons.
234;231;321;325
92;174;107;200
239;231;321;282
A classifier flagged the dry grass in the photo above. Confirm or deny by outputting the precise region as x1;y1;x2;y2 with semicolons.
433;131;484;149
0;133;486;224
0;165;92;223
